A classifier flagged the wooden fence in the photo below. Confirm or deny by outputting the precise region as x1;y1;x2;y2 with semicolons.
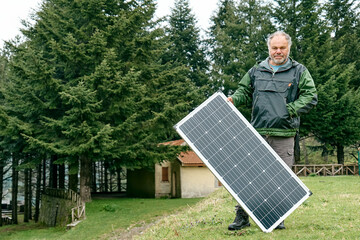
43;188;82;206
43;188;86;228
66;204;86;229
1;215;12;225
292;164;359;176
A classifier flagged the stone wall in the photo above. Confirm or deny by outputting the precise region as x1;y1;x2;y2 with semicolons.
39;194;76;227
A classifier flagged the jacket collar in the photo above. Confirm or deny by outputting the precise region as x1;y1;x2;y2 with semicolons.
259;57;297;72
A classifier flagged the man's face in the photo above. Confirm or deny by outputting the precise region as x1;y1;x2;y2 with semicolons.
268;35;290;66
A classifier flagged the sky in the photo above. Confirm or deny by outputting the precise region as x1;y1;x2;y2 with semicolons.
0;0;219;48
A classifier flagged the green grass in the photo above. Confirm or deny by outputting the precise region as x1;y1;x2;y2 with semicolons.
2;176;360;239
0;197;201;240
135;176;360;240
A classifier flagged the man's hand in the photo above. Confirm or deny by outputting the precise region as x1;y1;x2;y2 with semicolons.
227;97;234;105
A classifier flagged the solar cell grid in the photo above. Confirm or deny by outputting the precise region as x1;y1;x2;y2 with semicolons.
174;92;311;232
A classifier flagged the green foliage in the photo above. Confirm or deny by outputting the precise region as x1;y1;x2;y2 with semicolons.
2;0;205;167
102;203;116;212
306;69;360;147
207;0;275;119
0;0;359;202
0;0;209;201
165;0;209;88
300;0;360;162
262;0;360;163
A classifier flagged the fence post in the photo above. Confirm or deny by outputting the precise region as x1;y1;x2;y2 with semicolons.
358;147;360;176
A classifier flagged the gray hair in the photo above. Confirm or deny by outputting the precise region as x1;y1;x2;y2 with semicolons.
267;31;292;49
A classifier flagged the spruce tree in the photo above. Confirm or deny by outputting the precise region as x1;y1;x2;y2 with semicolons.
305;0;360;163
208;0;274;120
325;0;360;88
165;0;209;88
4;0;202;202
208;0;274;96
11;0;162;201
305;62;360;164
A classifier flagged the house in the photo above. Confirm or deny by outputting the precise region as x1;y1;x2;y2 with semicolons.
127;139;222;198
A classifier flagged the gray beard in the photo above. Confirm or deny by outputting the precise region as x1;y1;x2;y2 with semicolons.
269;52;290;65
272;57;287;65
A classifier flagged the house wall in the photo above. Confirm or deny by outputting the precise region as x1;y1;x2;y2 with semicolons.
155;162;171;198
127;169;155;198
180;166;221;198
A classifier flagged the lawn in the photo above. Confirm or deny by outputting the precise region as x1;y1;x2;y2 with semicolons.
1;176;359;240
135;176;360;240
0;197;201;240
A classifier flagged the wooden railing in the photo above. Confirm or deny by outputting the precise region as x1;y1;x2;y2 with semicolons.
292;164;359;176
1;215;12;225
43;188;86;228
70;204;86;223
43;188;82;206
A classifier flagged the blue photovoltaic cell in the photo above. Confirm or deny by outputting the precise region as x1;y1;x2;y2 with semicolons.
174;92;311;232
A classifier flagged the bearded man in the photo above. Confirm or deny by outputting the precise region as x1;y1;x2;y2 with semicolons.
227;31;317;230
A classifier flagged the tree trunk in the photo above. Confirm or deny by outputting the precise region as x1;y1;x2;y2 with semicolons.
29;168;33;220
24;168;29;222
337;144;345;165
322;145;329;163
92;161;97;192
302;138;308;164
116;167;121;192
80;155;92;202
68;160;79;192
49;155;58;188
104;161;109;192
42;157;46;190
0;163;3;226
58;163;65;189
100;161;104;192
110;171;113;192
294;132;300;164
34;163;41;222
11;155;18;224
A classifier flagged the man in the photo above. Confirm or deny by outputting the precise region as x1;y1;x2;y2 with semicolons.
227;31;317;230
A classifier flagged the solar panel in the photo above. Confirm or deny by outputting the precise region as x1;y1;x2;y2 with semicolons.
174;91;311;233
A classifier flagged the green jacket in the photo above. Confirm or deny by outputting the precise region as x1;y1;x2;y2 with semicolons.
231;57;318;137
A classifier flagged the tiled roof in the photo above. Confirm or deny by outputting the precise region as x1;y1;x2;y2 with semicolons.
161;139;187;146
178;151;205;167
160;139;204;167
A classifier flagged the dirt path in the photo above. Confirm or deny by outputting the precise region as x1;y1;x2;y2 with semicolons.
101;218;161;240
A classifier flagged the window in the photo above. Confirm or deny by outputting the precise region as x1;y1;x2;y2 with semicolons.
162;167;169;182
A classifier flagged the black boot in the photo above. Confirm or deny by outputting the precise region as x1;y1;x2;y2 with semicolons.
228;205;250;230
275;221;285;229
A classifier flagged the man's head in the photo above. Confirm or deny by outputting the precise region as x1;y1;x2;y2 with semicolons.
267;31;291;66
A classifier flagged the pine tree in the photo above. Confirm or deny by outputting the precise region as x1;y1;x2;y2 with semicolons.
272;0;327;63
305;0;360;163
304;62;360;164
3;0;202;202
165;0;209;88
208;0;243;95
325;0;360;88
208;0;274;96
301;0;360;162
208;0;274;120
272;0;300;59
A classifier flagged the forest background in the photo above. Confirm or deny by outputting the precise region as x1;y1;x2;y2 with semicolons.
0;0;359;226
